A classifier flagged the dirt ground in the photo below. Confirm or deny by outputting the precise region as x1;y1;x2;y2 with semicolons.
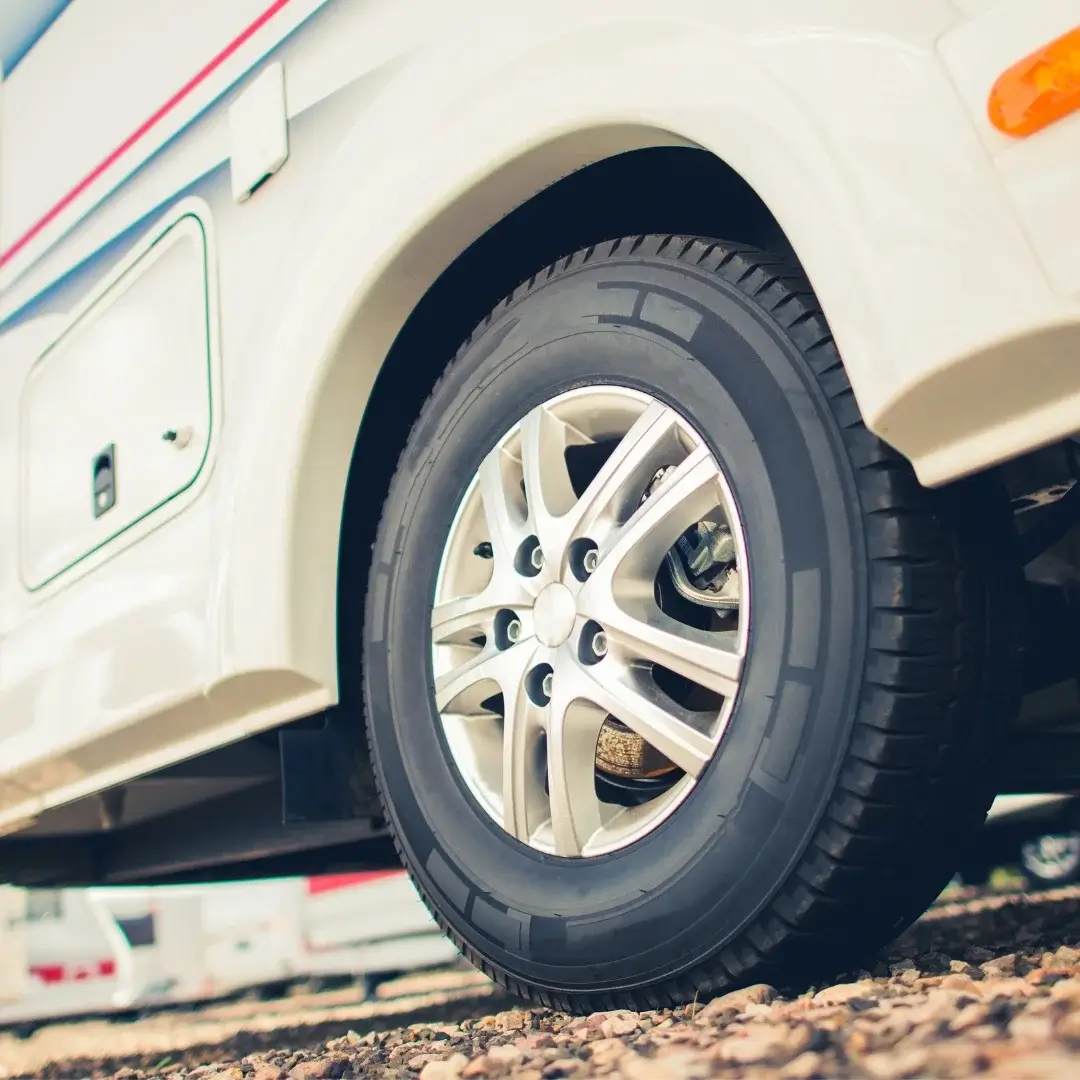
7;886;1080;1080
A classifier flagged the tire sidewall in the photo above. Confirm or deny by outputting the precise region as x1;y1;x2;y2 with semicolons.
364;256;866;994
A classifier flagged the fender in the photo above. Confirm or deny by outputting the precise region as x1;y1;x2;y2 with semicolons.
215;3;1069;701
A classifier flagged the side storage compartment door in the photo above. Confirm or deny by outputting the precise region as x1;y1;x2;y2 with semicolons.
19;211;215;591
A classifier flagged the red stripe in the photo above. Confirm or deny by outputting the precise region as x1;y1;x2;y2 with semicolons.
0;0;295;269
30;959;116;984
305;870;402;896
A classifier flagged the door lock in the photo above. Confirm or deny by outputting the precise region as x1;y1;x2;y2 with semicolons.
92;444;116;519
162;426;194;449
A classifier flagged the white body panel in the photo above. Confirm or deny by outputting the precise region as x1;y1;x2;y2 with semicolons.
0;0;1078;833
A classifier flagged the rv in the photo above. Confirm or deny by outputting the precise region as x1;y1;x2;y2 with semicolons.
0;888;136;1028
0;871;457;1026
2;0;1080;1006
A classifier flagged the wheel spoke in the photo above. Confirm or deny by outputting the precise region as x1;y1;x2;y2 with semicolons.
579;664;717;778
602;604;742;699
519;404;583;567
546;692;605;857
502;677;547;844
478;444;528;562
435;642;537;714
565;400;684;546
587;444;723;588
431;581;533;644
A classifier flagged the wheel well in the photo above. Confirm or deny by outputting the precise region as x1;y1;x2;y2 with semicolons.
337;145;789;710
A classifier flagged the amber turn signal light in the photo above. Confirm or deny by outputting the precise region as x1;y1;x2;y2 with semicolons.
988;26;1080;138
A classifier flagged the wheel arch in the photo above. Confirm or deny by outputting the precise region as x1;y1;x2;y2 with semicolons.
219;61;886;702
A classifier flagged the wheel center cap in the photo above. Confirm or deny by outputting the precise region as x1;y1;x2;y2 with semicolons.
533;583;576;647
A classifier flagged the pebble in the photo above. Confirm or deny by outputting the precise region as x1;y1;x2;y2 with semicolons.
16;888;1080;1080
812;980;879;1006
419;1054;469;1080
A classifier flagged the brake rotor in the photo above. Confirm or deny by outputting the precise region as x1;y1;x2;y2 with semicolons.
595;719;679;779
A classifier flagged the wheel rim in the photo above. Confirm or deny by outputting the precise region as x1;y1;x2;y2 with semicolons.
430;385;749;857
1021;832;1080;882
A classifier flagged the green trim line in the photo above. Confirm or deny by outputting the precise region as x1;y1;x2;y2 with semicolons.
24;212;215;593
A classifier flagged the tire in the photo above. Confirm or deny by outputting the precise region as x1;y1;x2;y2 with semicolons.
362;234;1018;1010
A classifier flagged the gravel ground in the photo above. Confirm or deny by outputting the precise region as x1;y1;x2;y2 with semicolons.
7;886;1080;1080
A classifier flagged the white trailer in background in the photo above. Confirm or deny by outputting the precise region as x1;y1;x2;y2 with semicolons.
0;887;28;1008
298;871;459;992
0;888;137;1028
0;869;458;1028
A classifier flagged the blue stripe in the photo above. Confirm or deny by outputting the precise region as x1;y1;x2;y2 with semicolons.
0;0;71;76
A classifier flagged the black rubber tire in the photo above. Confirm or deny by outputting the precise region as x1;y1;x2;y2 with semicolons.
362;235;1018;1011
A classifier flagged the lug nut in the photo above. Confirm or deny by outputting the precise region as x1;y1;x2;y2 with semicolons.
506;619;522;644
541;672;553;698
591;631;608;658
582;548;599;574
530;546;544;570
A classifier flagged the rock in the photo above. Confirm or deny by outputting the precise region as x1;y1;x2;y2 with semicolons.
1045;945;1080;970
918;952;953;975
1056;1010;1080;1044
1010;1013;1054;1041
516;1032;556;1050
923;1043;992;1079
252;1067;286;1080
889;959;917;977
950;1002;990;1033
781;1051;827;1079
495;1009;532;1032
964;946;995;965
859;1047;929;1080
486;1044;525;1064
461;1059;492;1079
419;1056;469;1080
939;973;978;993
743;1001;778;1017
812;981;879;1007
209;1071;245;1080
325;1030;367;1050
1050;977;1080;1004
617;1051;690;1080
585;1038;627;1067
986;976;1037;999
541;1059;587;1078
857;1014;914;1052
980;953;1018;977
713;1024;812;1066
288;1061;347;1080
949;960;984;980
599;1010;641;1038
988;1048;1080;1080
695;983;777;1021
407;1055;444;1072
